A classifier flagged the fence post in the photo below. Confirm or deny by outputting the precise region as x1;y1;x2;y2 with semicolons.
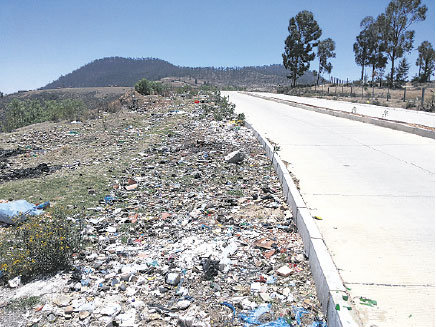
421;88;425;107
328;87;330;94
403;88;406;102
351;86;353;97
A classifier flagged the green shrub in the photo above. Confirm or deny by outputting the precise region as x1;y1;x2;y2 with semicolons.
1;98;86;132
135;78;166;96
0;207;82;282
135;78;153;95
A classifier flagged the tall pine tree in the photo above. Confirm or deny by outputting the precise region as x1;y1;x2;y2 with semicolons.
282;11;322;87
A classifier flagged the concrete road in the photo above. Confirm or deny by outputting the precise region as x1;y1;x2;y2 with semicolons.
252;92;435;128
223;91;435;327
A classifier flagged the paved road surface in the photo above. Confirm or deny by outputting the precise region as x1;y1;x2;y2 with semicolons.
223;91;435;327
252;92;435;128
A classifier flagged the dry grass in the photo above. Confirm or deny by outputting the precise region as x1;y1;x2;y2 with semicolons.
284;82;435;111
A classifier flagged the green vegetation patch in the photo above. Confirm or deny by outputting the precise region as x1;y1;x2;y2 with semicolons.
0;206;82;282
2;98;86;132
0;164;116;209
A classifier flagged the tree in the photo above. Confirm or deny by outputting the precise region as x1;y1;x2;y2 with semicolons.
366;16;388;85
353;31;371;82
353;16;387;84
416;41;435;82
395;58;410;87
317;38;336;85
379;0;427;87
282;10;322;87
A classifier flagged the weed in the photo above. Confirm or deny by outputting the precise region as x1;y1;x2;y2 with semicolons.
0;206;82;282
3;296;41;312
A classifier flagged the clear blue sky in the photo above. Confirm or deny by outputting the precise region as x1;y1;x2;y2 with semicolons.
1;0;434;94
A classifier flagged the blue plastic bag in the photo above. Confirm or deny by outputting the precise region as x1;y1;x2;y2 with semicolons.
0;200;44;225
292;307;309;326
239;304;271;325
311;321;327;327
258;317;290;327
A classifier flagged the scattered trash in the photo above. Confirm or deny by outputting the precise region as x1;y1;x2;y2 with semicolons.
293;306;309;326
359;297;377;307
36;201;50;210
0;92;326;327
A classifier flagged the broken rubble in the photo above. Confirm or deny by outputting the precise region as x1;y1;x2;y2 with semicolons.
0;92;325;327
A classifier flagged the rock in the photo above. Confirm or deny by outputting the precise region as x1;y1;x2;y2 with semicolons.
173;300;191;310
259;292;272;302
64;306;74;314
79;311;90;320
53;295;71;307
100;303;121;316
225;150;244;163
277;265;292;277
125;184;138;191
8;276;21;288
281;287;291;297
166;272;181;286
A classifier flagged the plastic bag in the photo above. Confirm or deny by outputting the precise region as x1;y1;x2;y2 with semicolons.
239;304;271;325
0;200;44;224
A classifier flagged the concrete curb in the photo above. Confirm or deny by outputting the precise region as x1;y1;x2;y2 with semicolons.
245;121;360;327
244;92;435;139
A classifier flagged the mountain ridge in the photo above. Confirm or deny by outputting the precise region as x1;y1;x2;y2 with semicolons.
42;57;320;90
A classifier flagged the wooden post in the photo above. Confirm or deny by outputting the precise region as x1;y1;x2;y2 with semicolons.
421;88;425;107
351;86;353;96
403;88;406;102
328;87;330;94
387;88;390;102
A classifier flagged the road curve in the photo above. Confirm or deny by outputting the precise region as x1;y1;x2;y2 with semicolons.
223;91;435;327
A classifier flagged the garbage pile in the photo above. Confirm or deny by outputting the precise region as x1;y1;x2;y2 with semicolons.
0;93;326;326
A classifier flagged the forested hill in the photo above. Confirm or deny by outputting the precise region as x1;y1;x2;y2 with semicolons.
42;57;319;89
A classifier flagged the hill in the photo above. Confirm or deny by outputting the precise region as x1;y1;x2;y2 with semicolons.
42;57;320;90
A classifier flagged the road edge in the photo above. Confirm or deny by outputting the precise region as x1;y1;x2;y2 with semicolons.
244;92;435;139
245;121;360;327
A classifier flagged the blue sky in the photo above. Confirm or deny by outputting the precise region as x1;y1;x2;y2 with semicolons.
1;0;434;94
